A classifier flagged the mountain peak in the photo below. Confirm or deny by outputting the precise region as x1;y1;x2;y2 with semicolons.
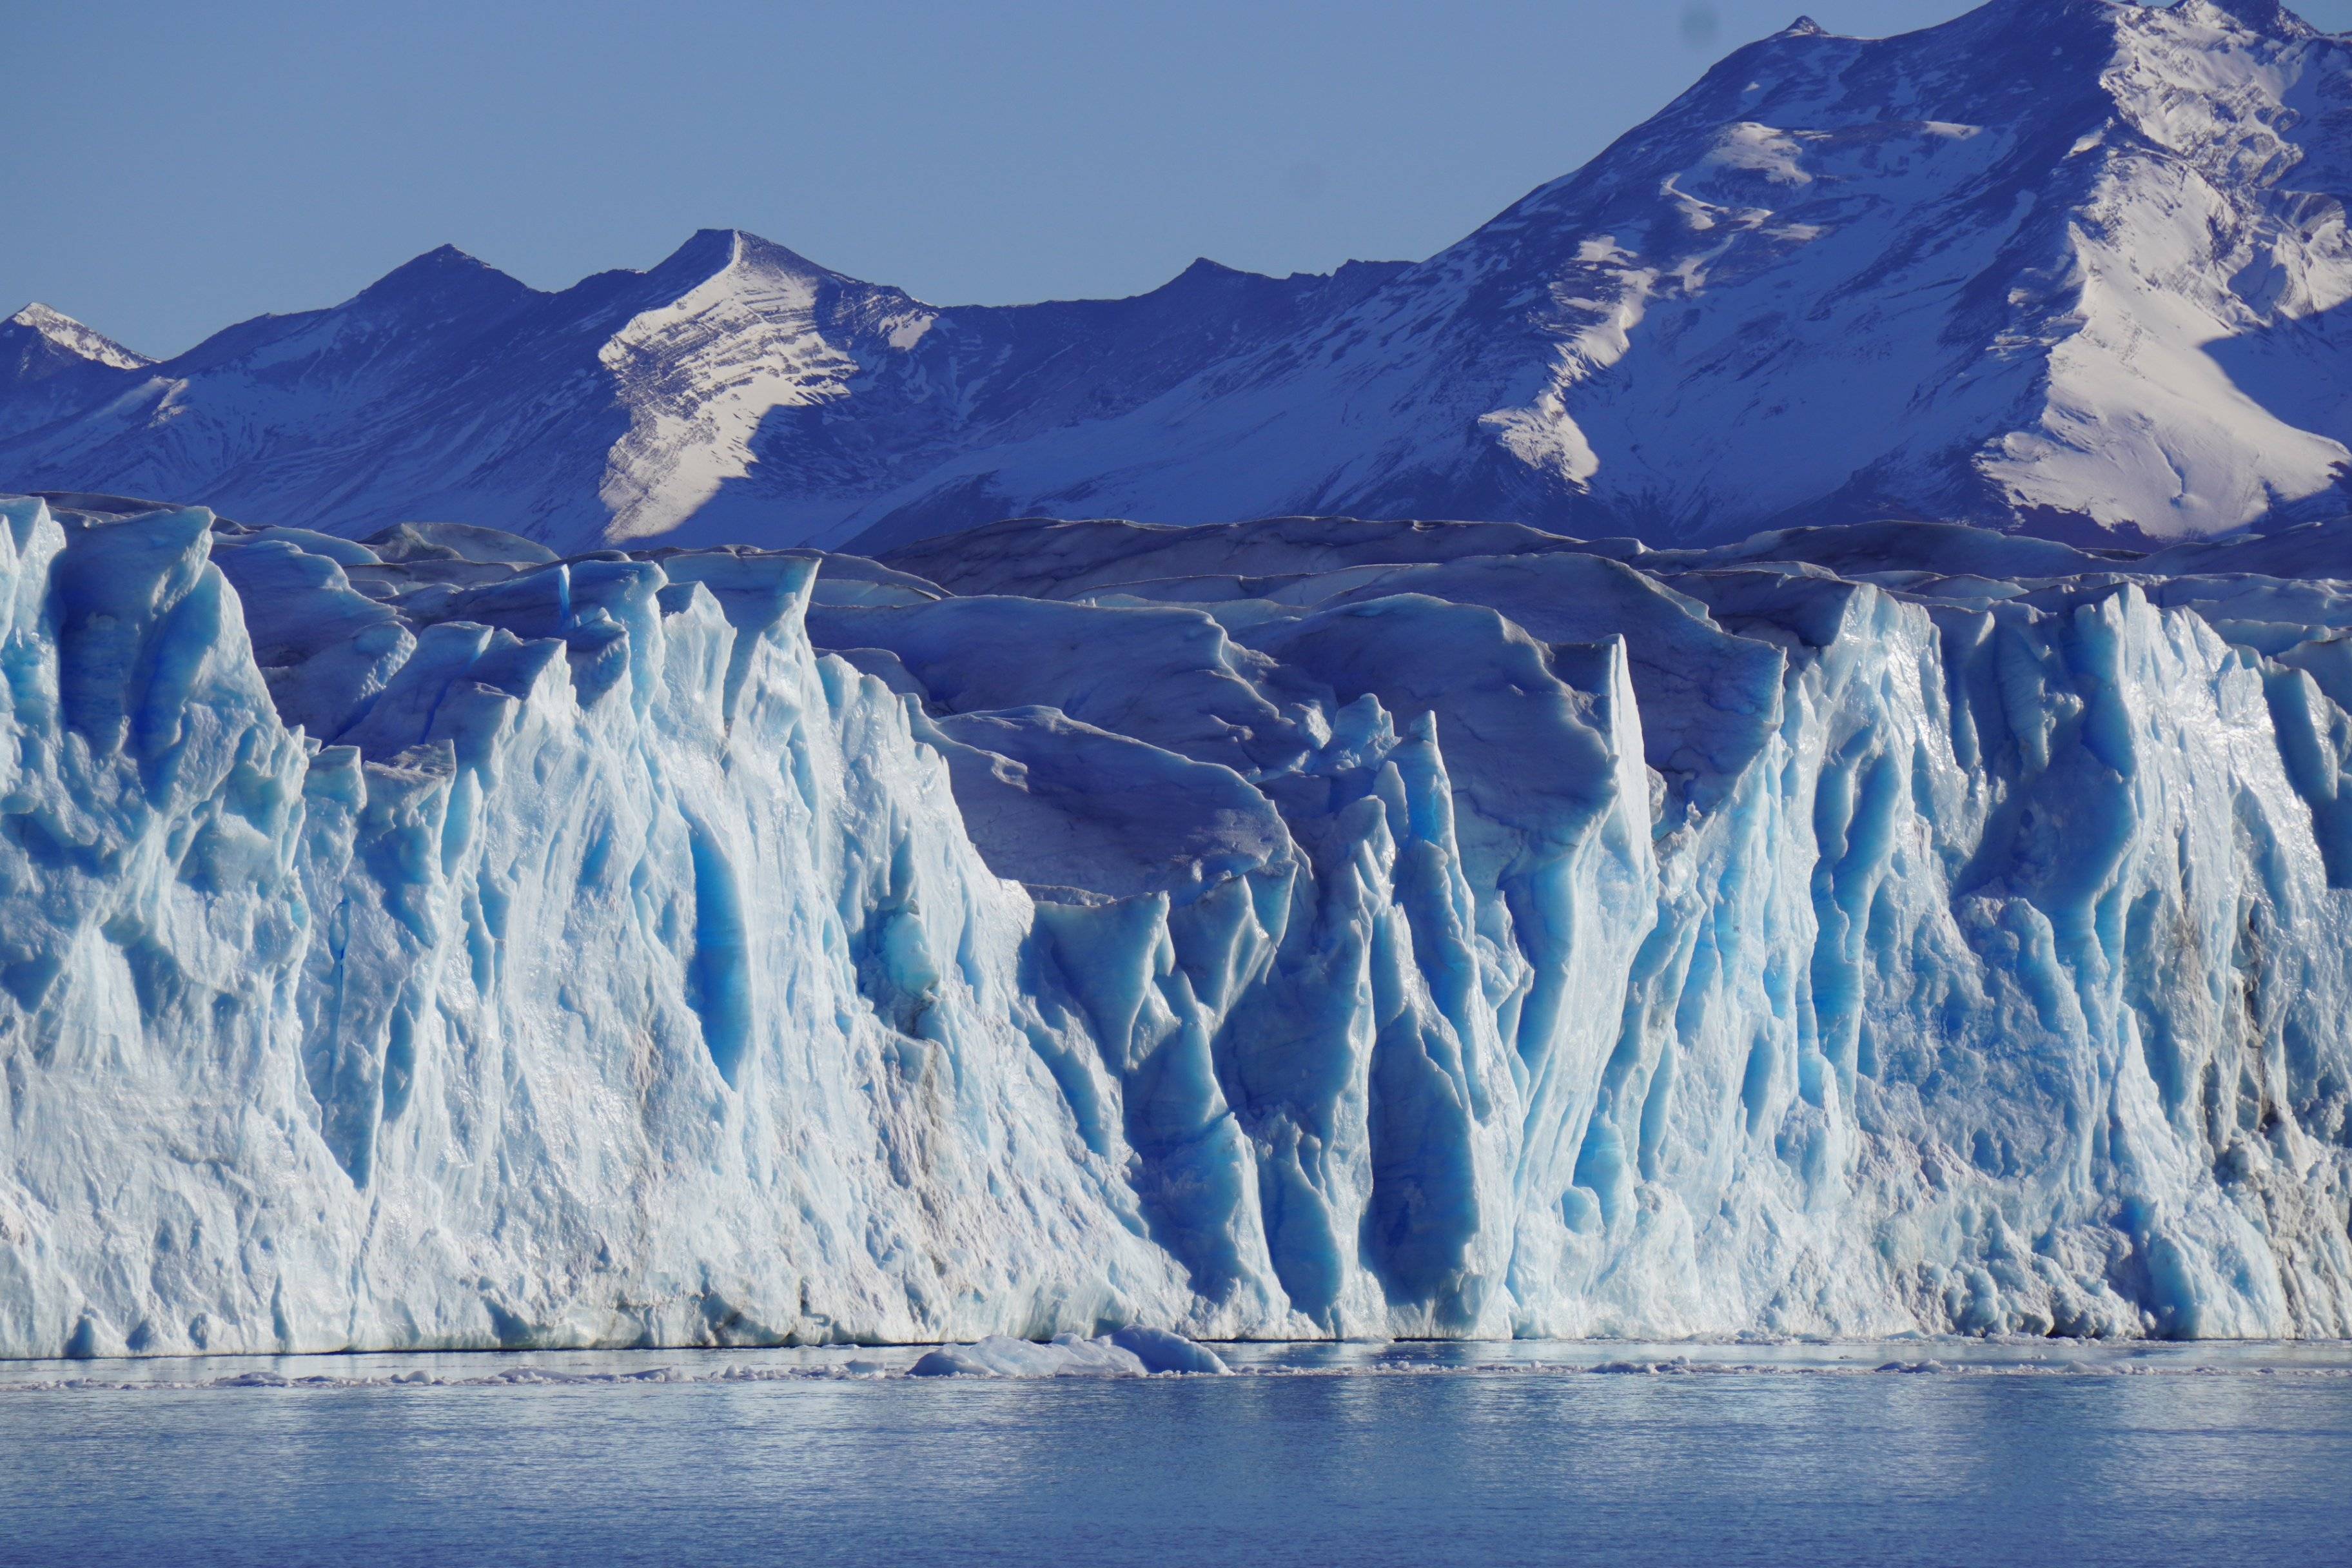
2190;0;2318;38
1783;15;1826;36
667;226;745;270
1171;257;1255;286
3;302;151;370
377;242;499;277
8;302;71;332
636;228;838;299
351;244;531;313
728;229;836;278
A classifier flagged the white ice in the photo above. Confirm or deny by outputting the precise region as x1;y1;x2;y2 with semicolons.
2;496;2351;1359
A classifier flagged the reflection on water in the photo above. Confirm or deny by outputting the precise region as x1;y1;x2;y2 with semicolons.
3;1341;2349;1567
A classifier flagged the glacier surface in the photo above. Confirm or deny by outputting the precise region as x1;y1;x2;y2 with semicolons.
3;493;2352;1357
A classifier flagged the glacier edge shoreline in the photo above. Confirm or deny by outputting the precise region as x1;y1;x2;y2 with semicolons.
2;495;2350;1356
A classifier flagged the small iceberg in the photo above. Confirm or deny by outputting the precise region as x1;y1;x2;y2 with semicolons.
907;1329;1230;1378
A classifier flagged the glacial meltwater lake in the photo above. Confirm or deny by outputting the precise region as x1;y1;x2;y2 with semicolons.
5;1340;2350;1567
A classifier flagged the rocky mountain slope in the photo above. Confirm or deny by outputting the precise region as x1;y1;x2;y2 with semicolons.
6;0;2351;552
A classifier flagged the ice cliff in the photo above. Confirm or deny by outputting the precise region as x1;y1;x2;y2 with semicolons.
4;494;2352;1357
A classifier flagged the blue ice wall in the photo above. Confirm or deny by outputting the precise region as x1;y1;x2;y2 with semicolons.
3;498;2351;1356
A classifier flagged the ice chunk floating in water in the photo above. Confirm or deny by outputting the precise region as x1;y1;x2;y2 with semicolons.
906;1329;1229;1378
4;494;2352;1357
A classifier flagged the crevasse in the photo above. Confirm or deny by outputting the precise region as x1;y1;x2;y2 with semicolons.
1;496;2348;1357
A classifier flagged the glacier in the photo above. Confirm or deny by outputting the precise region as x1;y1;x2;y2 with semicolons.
2;491;2351;1357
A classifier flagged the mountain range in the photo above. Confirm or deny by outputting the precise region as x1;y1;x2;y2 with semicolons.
5;0;2351;552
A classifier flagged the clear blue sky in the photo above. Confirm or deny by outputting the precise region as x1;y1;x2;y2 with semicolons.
10;0;2351;356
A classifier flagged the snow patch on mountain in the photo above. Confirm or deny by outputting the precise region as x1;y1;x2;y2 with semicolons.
598;233;936;542
0;307;154;446
4;305;150;373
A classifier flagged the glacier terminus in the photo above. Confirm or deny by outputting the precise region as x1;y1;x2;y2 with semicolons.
9;0;2352;1364
3;492;2352;1358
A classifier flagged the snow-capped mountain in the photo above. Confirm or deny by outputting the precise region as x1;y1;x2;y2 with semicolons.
0;305;151;446
5;0;2352;551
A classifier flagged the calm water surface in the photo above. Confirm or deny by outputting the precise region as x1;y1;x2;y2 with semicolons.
3;1340;2348;1567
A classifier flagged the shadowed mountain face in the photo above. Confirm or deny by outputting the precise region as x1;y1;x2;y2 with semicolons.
0;306;152;446
6;0;2352;552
